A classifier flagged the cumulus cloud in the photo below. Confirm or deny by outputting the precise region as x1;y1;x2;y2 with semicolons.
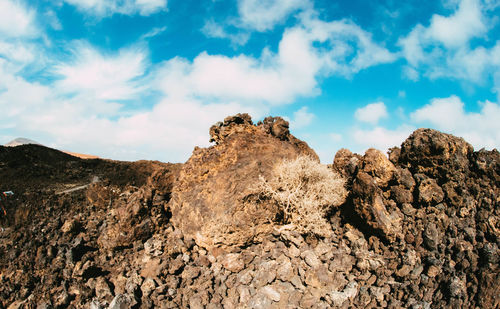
354;102;388;124
411;95;500;149
0;0;36;38
289;106;315;129
352;126;415;153
237;0;310;31
152;28;321;105
63;0;167;17
398;0;500;86
427;0;487;48
159;15;396;105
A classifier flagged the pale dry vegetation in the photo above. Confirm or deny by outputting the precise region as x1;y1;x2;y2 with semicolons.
257;156;347;236
201;156;348;245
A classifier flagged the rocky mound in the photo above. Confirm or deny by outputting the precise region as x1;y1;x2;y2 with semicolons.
171;114;318;249
0;116;498;308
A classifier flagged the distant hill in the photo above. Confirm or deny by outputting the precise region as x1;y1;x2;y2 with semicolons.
4;137;99;159
4;137;42;147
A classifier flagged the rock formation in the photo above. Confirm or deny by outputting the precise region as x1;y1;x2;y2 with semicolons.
170;114;318;249
0;116;498;308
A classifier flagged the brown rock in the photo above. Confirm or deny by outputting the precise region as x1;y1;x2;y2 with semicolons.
427;265;441;278
417;177;444;205
61;218;81;234
95;277;113;302
221;253;245;273
352;172;402;241
362;148;396;187
333;148;361;177
170;114;318;248
400;128;473;181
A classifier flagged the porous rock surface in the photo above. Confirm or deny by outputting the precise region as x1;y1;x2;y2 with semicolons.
0;116;498;308
170;114;318;248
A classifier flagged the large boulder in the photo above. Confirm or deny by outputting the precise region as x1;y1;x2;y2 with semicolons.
399;128;473;182
169;114;318;248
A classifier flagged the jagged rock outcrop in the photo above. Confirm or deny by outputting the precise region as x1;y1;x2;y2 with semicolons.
170;114;318;249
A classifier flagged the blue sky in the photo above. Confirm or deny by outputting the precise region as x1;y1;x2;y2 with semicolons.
1;0;499;162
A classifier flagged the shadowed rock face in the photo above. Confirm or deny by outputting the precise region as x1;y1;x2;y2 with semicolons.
170;114;318;248
399;128;473;182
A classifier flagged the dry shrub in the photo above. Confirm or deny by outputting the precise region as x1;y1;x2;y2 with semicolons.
258;156;347;236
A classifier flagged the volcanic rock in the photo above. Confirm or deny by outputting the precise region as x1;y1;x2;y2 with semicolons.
170;113;318;248
0;120;498;309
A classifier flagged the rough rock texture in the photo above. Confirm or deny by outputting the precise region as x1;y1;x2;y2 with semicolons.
0;117;498;309
170;114;318;248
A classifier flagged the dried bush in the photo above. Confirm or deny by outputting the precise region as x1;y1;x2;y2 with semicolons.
257;156;347;236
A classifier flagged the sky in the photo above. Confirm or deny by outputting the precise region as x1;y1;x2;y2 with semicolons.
1;0;500;163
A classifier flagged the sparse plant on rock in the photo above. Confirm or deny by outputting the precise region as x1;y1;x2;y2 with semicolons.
257;156;347;236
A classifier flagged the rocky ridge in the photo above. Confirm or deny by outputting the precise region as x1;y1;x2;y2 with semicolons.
0;115;498;308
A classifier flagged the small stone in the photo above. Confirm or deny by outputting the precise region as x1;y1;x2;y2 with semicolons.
181;265;201;281
287;245;300;258
418;178;444;205
395;265;412;277
125;272;143;294
189;296;204;309
54;290;69;307
248;292;272;309
221;253;245;273
141;277;157;297
109;294;133;309
302;250;321;268
144;237;163;257
61;218;81;234
261;286;281;302
237;269;253;285
448;276;466;298
427;265;440;278
238;286;251;303
276;256;294;282
290;275;305;289
330;282;359;307
423;222;441;251
95;277;113;301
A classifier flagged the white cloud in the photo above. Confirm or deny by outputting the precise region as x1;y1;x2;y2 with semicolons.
0;0;36;38
354;102;388;124
54;43;148;101
398;0;499;85
159;16;395;106
289;106;314;129
201;20;250;46
64;0;167;17
141;26;167;39
45;9;62;30
411;95;500;149
238;0;310;31
352;125;415;153
301;14;397;77
0;41;36;67
427;0;487;48
153;28;321;105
